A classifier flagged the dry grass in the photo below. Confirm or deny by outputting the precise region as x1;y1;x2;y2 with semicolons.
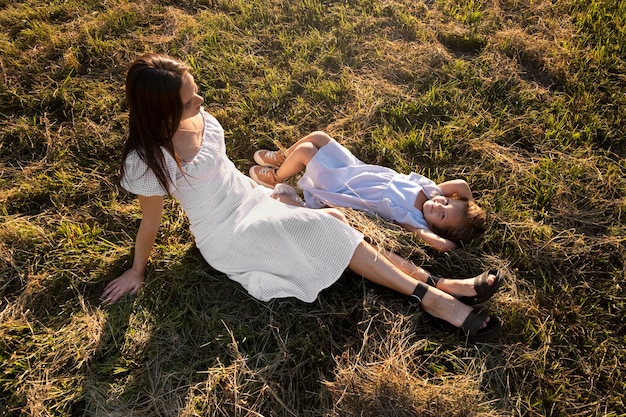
324;302;506;417
1;0;625;416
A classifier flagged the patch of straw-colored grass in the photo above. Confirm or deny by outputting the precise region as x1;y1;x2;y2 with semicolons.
1;0;625;415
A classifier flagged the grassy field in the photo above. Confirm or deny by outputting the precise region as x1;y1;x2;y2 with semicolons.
1;0;625;415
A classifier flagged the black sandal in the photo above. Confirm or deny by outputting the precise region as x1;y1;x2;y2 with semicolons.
456;309;503;342
425;270;504;306
411;283;503;342
458;269;504;305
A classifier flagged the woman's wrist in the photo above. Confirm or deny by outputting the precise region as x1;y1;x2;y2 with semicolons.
130;265;147;276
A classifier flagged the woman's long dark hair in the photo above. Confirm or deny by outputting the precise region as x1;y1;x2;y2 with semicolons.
120;54;188;194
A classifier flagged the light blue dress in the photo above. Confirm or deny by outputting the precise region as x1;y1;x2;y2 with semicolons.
297;140;442;230
120;110;363;302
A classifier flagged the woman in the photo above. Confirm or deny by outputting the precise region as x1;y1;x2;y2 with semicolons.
101;53;503;342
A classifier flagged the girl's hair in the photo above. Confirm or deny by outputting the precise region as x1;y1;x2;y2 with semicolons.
428;194;488;245
120;53;189;194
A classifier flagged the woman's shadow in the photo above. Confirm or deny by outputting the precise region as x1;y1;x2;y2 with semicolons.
73;248;230;416
72;247;365;416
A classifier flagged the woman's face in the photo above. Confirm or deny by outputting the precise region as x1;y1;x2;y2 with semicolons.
180;71;204;120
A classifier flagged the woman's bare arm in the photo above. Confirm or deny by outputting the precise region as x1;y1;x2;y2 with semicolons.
101;195;164;304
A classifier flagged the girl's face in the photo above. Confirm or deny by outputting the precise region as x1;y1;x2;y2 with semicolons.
423;195;465;231
180;72;204;120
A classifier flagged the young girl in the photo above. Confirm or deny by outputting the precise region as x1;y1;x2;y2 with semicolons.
250;133;487;252
101;53;503;342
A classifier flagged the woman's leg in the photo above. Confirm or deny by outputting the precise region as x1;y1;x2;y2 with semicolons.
380;249;496;298
348;241;488;328
271;184;306;207
318;208;489;329
272;194;306;207
320;208;495;302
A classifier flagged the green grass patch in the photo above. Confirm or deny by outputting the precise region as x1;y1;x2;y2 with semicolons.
1;0;625;415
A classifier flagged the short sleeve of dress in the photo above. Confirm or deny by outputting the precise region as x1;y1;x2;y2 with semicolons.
408;173;442;198
120;150;177;196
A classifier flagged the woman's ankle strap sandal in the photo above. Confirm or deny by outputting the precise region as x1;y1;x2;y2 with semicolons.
458;310;503;342
411;275;441;302
411;282;429;302
426;274;440;288
458;269;505;306
410;281;503;342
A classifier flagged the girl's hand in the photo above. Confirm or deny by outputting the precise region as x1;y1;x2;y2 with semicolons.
101;268;145;305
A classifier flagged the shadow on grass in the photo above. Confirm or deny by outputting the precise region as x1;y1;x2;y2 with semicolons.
1;237;513;416
70;248;369;416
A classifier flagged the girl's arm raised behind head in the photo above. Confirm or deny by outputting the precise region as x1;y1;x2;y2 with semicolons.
437;179;473;200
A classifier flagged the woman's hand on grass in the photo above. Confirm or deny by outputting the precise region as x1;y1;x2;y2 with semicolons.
101;268;144;305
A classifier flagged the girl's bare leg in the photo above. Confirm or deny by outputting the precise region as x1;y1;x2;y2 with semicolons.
274;131;332;181
381;250;496;298
348;241;487;328
284;131;332;156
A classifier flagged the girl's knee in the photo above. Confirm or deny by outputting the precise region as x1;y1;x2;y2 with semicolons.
306;131;332;148
294;142;321;161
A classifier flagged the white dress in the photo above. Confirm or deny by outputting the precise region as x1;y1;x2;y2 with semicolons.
297;139;442;231
121;109;363;302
